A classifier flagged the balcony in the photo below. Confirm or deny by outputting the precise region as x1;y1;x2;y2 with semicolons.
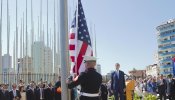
160;58;172;62
159;38;175;44
160;65;172;68
159;51;175;56
159;31;175;38
160;71;173;75
158;45;175;50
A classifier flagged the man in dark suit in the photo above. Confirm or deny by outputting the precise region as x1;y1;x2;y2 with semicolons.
44;83;54;100
36;82;45;100
26;82;37;100
111;63;126;100
9;83;21;100
170;76;175;100
67;56;102;100
0;84;10;100
157;74;167;100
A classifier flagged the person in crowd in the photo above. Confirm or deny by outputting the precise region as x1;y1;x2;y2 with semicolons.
106;80;113;97
36;82;45;100
54;76;61;100
147;78;153;93
151;78;157;94
166;74;172;99
100;82;108;100
67;56;102;100
68;75;78;100
19;85;26;100
9;83;21;100
26;82;37;100
19;80;24;87
0;84;10;100
26;81;34;90
111;63;126;100
44;83;54;100
157;74;167;100
170;76;175;100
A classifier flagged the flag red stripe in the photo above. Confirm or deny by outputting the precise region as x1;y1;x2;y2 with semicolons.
73;42;88;74
70;33;75;39
69;45;75;50
70;56;75;62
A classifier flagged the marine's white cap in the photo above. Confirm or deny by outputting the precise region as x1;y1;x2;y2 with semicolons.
83;56;96;62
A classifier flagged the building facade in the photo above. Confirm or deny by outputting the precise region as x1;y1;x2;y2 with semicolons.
2;54;12;83
96;64;101;74
32;41;53;74
157;19;175;75
146;64;160;77
129;69;146;79
32;41;45;74
44;47;53;74
18;56;32;74
2;54;12;73
154;52;159;65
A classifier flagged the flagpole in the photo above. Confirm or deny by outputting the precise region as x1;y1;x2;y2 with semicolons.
7;0;9;55
26;0;28;83
54;0;56;75
22;12;24;75
40;0;42;42
75;0;78;75
16;0;18;77
60;0;69;99
57;0;60;75
94;24;97;58
47;0;48;47
20;18;22;74
0;0;2;81
38;16;39;41
31;0;34;44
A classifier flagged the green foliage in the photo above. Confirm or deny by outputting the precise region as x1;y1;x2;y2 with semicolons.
144;94;157;100
134;93;142;100
134;93;157;100
108;95;115;100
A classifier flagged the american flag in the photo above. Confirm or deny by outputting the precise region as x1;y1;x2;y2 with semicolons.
69;0;93;75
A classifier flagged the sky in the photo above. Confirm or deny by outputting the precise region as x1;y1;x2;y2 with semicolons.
1;0;175;75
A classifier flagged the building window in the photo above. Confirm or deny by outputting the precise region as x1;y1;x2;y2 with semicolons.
164;69;169;72
170;68;173;71
167;62;171;65
173;29;175;32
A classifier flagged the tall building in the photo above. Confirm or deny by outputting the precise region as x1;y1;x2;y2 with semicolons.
44;47;53;74
96;64;101;74
32;41;45;74
18;56;32;74
54;53;60;74
2;54;12;83
157;19;175;75
32;41;53;74
2;54;12;73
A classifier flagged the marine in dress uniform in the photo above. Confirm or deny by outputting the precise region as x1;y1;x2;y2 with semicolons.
67;56;102;100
